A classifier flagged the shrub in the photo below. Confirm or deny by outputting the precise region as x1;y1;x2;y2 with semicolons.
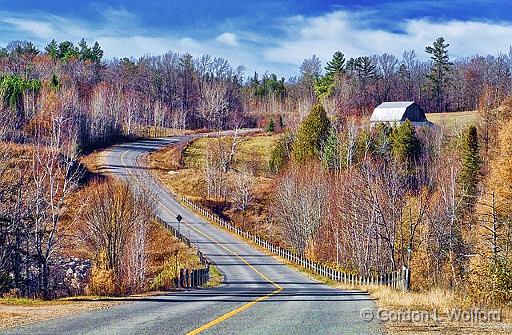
151;258;179;291
86;266;116;296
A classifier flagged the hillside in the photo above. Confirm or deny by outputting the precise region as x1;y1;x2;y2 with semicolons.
146;133;279;235
426;110;479;129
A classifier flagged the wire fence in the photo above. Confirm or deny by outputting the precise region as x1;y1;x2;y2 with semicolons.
181;197;409;290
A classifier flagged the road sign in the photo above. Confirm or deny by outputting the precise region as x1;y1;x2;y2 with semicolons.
176;214;182;222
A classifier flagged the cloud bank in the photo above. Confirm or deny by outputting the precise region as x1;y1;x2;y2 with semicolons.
0;8;511;77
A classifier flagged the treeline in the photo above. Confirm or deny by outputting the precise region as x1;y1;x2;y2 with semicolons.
0;39;246;152
249;38;512;122
269;99;512;305
2;37;512;151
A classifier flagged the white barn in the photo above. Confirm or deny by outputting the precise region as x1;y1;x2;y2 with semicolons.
370;101;432;127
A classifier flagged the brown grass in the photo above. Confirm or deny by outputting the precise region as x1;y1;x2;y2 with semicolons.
426;110;479;132
145;133;278;235
80;149;107;174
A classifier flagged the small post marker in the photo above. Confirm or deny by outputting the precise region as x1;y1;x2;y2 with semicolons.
176;214;182;235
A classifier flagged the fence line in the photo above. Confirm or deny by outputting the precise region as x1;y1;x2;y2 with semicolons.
181;197;408;290
156;217;210;288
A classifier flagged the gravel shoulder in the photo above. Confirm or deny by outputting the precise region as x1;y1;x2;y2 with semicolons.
0;300;122;330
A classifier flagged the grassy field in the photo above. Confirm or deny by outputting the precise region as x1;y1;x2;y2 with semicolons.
183;134;278;172
147;133;278;199
426;110;479;130
146;133;278;236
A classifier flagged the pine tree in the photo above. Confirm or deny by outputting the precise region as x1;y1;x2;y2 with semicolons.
459;125;481;200
269;132;294;173
315;51;346;98
390;120;421;163
91;42;104;63
45;39;59;59
322;126;340;170
325;51;345;78
78;39;91;61
426;37;452;112
292;104;331;163
266;118;275;132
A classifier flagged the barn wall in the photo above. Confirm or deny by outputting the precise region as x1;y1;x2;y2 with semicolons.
403;104;426;122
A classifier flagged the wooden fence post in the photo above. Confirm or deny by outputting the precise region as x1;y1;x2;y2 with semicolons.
179;268;185;288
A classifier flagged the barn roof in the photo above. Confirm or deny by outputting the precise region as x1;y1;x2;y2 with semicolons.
370;101;416;122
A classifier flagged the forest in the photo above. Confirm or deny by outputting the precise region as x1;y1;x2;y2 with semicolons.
0;36;511;307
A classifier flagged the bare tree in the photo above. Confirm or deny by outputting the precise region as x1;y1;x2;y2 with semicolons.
29;116;81;298
82;180;152;291
273;163;330;256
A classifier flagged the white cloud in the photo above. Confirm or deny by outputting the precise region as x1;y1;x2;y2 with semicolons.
263;10;512;67
215;32;238;46
1;8;511;78
1;17;56;39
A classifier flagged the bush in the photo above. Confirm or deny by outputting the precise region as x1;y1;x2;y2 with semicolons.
150;258;178;291
489;258;512;304
86;266;116;296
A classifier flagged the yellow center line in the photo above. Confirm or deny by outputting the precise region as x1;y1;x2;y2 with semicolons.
118;149;283;334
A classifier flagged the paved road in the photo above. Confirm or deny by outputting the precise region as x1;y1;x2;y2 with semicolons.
3;135;383;335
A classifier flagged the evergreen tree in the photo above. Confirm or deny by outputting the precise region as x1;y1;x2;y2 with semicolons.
322;126;340;170
390;120;421;163
292;104;331;163
315;51;346;98
459;125;481;200
91;41;104;63
425;37;452;112
266;118;275;132
325;51;345;78
78;39;92;61
269;132;294;173
347;56;378;81
314;75;334;98
45;39;58;59
58;41;79;61
50;73;60;91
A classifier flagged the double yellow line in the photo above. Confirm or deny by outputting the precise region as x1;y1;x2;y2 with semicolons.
118;149;283;334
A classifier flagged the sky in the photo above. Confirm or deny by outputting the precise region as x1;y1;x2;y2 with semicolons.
1;0;512;77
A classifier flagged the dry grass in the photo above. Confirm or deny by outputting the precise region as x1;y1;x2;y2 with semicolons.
333;284;512;335
426;110;479;132
146;133;278;239
202;265;223;288
80;149;107;174
182;133;278;172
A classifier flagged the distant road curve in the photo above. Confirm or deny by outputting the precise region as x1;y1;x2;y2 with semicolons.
3;131;383;335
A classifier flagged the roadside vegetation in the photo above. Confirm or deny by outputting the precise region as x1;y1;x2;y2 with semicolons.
1;32;512;335
148;85;512;335
146;133;278;235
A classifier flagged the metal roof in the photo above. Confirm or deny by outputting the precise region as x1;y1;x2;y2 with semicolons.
370;101;415;122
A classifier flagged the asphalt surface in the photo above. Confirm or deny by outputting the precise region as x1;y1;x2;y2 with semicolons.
3;135;383;335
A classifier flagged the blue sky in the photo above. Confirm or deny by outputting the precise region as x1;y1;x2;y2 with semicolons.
1;1;512;77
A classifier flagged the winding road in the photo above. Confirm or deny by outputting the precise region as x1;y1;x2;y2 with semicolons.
3;135;383;335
